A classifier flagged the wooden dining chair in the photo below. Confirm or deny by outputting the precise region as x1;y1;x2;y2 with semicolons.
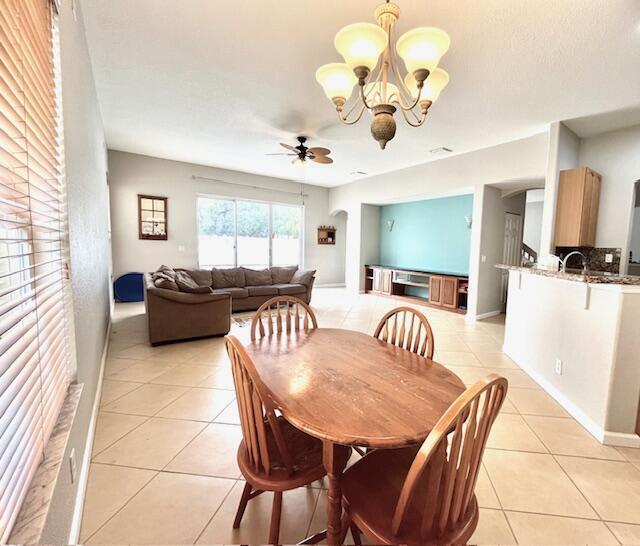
250;295;318;341
341;374;508;545
225;335;351;545
373;307;435;359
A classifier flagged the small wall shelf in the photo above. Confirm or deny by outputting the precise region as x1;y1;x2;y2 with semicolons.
318;225;336;245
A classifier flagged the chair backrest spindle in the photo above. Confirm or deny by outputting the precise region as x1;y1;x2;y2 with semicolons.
225;335;296;475
374;307;435;359
390;375;508;540
250;296;318;340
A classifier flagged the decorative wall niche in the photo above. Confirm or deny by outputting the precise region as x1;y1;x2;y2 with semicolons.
138;194;167;240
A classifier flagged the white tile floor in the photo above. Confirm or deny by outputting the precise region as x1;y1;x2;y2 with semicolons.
80;288;640;544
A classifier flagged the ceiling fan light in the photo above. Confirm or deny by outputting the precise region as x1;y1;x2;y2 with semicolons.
396;26;450;73
315;63;357;102
364;81;400;107
334;22;387;71
404;67;449;102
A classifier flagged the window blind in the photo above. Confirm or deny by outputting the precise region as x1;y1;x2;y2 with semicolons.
0;0;71;541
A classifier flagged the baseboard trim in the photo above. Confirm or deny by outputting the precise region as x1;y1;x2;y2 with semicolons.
68;320;111;543
315;283;346;288
504;343;613;444
466;309;501;323
602;431;640;448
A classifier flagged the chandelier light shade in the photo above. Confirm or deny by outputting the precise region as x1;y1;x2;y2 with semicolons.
315;63;358;102
316;1;451;149
396;27;451;73
404;67;450;103
334;23;388;71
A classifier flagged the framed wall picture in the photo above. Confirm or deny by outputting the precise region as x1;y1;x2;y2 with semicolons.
138;194;168;240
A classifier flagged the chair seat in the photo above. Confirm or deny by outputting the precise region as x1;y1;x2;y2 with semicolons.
342;447;479;545
237;416;351;492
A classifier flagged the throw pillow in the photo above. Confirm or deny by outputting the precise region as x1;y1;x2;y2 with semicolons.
175;270;212;293
242;267;272;286
291;269;316;286
212;267;245;288
154;276;179;291
270;265;298;284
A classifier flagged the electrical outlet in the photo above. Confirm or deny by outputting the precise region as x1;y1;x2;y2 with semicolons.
555;359;563;375
605;253;613;263
69;448;77;484
178;245;185;252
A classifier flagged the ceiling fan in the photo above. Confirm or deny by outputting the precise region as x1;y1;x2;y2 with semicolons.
266;136;333;164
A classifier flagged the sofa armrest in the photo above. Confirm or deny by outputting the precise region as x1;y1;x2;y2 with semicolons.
147;286;229;304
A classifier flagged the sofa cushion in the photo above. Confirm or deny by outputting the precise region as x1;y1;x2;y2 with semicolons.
247;285;278;297
176;268;213;287
173;271;211;293
242;267;272;286
291;269;316;287
270;266;298;284
211;287;249;299
212;267;245;288
272;283;307;296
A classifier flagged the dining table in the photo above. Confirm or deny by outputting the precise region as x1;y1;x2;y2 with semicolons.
244;327;466;546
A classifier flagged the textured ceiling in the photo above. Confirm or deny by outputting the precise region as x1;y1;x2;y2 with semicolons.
81;0;640;187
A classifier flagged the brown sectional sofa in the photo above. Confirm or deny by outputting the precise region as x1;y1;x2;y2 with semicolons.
144;265;315;345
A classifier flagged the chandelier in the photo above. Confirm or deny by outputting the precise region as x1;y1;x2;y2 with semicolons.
315;1;450;149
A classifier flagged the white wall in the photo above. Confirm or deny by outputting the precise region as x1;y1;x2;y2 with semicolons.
329;133;549;319
540;122;580;255
504;271;640;441
523;200;544;254
42;0;111;541
359;204;381;291
476;189;526;316
108;151;346;286
578;125;640;271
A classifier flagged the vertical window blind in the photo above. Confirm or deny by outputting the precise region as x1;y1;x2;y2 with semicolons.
0;0;71;541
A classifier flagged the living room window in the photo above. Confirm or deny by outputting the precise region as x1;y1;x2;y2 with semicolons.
197;196;303;269
0;0;72;540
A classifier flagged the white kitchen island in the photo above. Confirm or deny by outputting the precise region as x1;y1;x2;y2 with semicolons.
498;265;640;447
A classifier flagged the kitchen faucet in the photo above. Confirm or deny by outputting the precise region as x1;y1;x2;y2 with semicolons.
560;251;588;273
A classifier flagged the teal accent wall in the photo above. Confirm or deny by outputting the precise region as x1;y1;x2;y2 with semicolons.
379;194;474;275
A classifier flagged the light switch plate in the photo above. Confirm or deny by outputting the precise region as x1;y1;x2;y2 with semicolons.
555;359;563;375
481;255;487;263
178;245;185;252
605;253;613;263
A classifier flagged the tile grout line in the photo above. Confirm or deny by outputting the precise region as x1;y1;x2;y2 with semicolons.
82;468;160;543
193;478;240;545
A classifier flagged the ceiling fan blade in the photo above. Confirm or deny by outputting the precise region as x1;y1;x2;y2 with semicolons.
265;153;297;156
280;143;299;153
307;147;331;157
312;156;333;164
291;156;299;164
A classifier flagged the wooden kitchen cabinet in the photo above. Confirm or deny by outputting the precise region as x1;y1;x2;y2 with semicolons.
372;267;392;294
429;275;443;305
554;167;602;247
430;275;459;308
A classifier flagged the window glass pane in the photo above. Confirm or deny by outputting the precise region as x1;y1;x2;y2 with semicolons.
141;210;154;221
154;199;165;212
197;198;235;267
272;204;302;266
140;198;153;210
237;201;269;269
141;222;154;235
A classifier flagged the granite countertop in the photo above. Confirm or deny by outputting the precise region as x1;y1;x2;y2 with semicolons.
495;264;640;285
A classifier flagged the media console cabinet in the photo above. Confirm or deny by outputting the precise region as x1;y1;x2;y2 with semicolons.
364;265;469;313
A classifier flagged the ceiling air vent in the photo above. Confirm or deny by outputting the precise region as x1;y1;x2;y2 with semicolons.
350;171;368;176
429;147;453;155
